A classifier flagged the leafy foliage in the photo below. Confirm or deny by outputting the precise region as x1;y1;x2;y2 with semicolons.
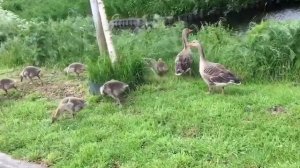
0;15;98;67
2;0;90;20
2;0;293;20
2;5;300;82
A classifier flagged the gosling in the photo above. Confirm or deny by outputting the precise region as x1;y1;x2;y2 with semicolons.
100;79;129;106
51;96;86;123
64;62;86;77
144;58;169;76
154;58;169;76
20;66;43;85
0;78;17;94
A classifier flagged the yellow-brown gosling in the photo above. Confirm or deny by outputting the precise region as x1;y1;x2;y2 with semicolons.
51;96;86;123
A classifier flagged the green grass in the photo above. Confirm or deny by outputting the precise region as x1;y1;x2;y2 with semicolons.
0;69;300;167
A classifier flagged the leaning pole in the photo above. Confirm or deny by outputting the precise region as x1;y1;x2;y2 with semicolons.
89;0;117;64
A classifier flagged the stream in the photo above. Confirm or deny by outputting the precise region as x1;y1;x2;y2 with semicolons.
226;5;300;31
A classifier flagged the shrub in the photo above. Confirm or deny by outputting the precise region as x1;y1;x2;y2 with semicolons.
194;21;300;81
0;16;99;67
2;0;90;20
245;21;300;80
87;53;145;89
0;8;27;46
87;54;114;84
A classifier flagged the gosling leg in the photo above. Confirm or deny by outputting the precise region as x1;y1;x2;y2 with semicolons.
37;75;43;86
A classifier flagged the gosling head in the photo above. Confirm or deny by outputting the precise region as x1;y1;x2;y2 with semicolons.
188;40;201;48
99;85;105;95
64;67;69;73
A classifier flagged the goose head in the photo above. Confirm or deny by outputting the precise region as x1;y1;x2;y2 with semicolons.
183;28;193;35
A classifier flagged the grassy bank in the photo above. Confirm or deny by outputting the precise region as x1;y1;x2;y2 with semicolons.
0;68;300;167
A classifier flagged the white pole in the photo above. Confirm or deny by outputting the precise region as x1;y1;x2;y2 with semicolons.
89;0;107;54
97;0;117;64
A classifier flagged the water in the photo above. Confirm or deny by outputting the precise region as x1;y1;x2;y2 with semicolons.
226;5;300;31
264;7;300;21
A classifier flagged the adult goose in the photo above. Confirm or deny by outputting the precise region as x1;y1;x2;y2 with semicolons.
189;40;241;94
175;28;193;76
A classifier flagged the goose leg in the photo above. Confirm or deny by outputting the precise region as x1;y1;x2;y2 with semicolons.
206;86;212;94
4;89;8;95
37;75;43;86
221;87;224;94
108;94;123;107
29;77;34;84
65;103;75;118
115;96;123;108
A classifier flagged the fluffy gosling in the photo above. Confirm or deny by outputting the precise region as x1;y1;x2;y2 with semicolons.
0;78;17;94
100;79;129;106
20;66;43;85
51;96;86;123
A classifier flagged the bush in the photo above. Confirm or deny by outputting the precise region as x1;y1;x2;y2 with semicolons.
2;0;90;20
104;0;277;19
87;53;145;89
0;8;27;46
194;21;300;81
2;0;289;21
2;6;300;83
0;16;99;67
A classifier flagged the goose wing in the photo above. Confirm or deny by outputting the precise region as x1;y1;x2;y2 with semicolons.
203;63;240;84
175;51;192;71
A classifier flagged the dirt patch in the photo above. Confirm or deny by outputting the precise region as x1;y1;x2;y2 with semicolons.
17;81;86;100
182;127;200;138
6;71;88;100
267;105;286;115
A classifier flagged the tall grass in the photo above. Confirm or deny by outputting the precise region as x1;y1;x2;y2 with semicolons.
87;53;145;88
193;21;300;81
0;15;99;67
1;0;90;20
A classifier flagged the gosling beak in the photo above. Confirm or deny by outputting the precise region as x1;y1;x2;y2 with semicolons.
188;29;193;34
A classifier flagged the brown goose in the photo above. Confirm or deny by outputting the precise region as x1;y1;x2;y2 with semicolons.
64;62;86;77
20;66;43;85
189;40;241;94
100;79;129;106
0;78;17;94
175;28;193;76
